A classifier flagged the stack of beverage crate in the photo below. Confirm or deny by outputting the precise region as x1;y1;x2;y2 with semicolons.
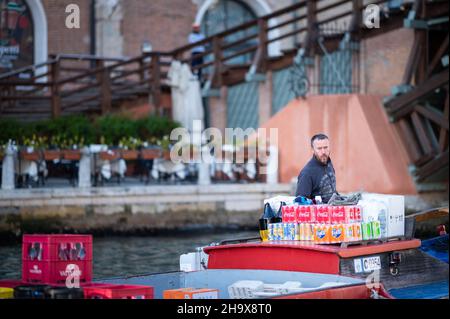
0;234;155;299
267;205;382;244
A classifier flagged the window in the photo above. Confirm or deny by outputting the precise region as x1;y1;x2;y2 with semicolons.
202;0;257;65
0;0;34;72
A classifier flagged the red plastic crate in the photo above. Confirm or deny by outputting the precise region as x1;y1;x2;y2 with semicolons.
22;234;93;262
22;259;92;285
82;284;154;299
0;279;26;288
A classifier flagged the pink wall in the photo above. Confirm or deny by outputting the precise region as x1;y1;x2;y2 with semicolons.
260;94;417;195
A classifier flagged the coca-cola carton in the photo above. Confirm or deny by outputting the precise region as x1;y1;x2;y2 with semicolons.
296;206;315;223
315;205;331;224
282;205;297;223
330;206;345;224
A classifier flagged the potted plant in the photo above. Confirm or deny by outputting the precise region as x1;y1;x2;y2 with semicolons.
157;135;172;160
118;137;141;160
138;137;160;160
60;135;84;161
20;135;43;161
43;135;63;161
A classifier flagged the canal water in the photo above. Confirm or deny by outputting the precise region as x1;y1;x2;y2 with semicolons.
0;230;258;280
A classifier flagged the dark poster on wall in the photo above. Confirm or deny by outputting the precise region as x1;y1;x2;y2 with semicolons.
0;0;34;73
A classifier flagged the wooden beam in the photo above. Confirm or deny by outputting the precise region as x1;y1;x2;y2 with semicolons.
402;32;422;85
258;19;268;73
96;60;112;114
350;0;362;38
212;36;223;88
51;60;61;118
439;92;449;151
415;29;428;85
386;69;449;118
397;119;423;163
411;206;449;222
305;0;317;56
151;54;161;110
415;150;449;182
427;34;449;79
423;0;449;20
415;105;449;130
411;111;435;155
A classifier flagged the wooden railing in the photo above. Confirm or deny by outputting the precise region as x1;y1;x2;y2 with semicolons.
0;0;397;119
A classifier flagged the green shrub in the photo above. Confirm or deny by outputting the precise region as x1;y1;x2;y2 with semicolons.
45;115;95;144
0;114;181;147
95;114;138;146
0;119;26;145
136;116;181;141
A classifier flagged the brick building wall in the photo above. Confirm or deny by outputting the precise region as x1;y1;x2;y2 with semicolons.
121;0;198;56
42;0;91;55
37;0;293;59
360;28;415;95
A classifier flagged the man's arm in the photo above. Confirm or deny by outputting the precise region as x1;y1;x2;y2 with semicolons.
295;172;313;198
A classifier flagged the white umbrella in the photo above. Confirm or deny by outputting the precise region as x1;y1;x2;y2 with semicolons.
168;61;204;133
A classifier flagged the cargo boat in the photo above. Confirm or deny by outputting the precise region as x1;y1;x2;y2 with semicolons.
91;206;447;299
1;208;447;299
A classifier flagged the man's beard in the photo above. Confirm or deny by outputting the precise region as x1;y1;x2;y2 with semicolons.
314;153;329;165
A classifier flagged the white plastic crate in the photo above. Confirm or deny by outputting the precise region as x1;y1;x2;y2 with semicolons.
361;193;405;238
228;280;264;299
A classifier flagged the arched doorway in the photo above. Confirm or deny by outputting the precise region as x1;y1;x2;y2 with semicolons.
195;0;281;58
0;0;34;72
0;0;47;75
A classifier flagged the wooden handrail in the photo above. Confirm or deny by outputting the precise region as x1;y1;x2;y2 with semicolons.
51;53;128;62
315;0;352;15
1;0;392;118
221;33;258;50
267;13;307;32
221;45;258;62
0;58;56;80
60;82;101;98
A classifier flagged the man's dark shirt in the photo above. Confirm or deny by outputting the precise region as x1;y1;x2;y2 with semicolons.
295;156;337;203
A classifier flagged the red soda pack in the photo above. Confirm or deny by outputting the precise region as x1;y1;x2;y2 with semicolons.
281;206;288;222
282;205;296;223
330;206;345;224
297;206;315;223
354;206;362;222
315;205;331;224
344;206;355;223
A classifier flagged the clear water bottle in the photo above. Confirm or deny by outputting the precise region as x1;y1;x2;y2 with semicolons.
315;196;322;205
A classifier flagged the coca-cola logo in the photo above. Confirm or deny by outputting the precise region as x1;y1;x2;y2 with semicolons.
284;211;295;217
30;265;42;275
299;211;310;217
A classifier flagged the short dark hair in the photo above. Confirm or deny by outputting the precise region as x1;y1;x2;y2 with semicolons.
311;133;329;148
